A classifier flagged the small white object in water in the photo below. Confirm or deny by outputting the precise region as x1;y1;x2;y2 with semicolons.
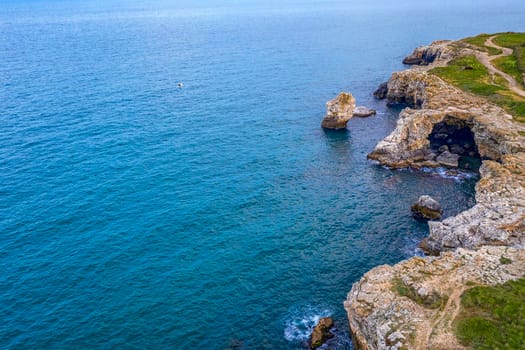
177;82;184;88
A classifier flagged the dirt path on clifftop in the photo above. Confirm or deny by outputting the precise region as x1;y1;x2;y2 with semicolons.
420;288;466;350
473;36;525;98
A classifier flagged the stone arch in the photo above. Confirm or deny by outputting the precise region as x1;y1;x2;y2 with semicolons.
427;115;483;171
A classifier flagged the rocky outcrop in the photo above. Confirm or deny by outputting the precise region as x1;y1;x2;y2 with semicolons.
402;40;453;65
374;82;388;99
422;153;525;254
346;37;525;350
366;67;525;254
411;195;442;220
345;246;525;350
310;317;334;349
353;106;377;118
367;70;525;170
321;92;356;129
382;71;430;107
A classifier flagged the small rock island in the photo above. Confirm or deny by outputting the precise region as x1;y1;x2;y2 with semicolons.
321;92;356;129
321;92;376;129
344;32;525;350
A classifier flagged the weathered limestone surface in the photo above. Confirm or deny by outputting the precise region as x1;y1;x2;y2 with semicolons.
321;92;356;129
367;46;525;252
346;38;525;350
345;246;525;350
424;153;525;253
368;70;525;169
402;40;453;65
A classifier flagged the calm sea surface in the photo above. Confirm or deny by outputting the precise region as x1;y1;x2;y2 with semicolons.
2;1;525;349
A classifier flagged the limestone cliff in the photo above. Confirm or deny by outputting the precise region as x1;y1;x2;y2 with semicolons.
345;246;525;350
402;40;453;65
345;38;525;350
367;47;525;252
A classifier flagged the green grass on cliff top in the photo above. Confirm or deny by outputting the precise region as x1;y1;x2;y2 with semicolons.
493;55;523;87
461;34;502;55
430;55;525;123
460;32;525;87
455;277;525;350
493;32;525;49
493;33;525;86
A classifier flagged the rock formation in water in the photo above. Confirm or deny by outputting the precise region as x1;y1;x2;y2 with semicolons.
345;37;525;350
321;92;356;129
310;317;334;349
353;106;377;118
411;195;442;220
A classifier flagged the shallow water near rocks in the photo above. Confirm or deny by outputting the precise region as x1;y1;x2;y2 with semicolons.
2;1;525;349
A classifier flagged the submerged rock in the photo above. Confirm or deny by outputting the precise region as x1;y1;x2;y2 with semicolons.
411;195;442;220
321;92;356;129
353;106;377;118
310;317;334;349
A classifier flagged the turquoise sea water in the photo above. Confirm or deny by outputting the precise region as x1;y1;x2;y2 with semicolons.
2;1;525;349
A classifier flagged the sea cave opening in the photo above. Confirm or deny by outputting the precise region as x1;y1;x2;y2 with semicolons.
427;119;482;172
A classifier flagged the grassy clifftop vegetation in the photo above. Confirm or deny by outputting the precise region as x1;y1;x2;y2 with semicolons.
455;277;525;350
430;55;525;122
431;32;525;123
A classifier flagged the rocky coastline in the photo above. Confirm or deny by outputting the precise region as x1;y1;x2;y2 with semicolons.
344;37;525;349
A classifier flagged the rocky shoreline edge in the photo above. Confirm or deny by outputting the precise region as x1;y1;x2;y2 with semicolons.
343;37;525;349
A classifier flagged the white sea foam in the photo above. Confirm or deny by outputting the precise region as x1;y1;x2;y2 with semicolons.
283;306;331;342
421;167;478;182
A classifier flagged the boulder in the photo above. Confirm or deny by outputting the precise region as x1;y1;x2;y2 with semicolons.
353;106;377;118
310;317;334;349
411;195;442;220
321;92;356;129
373;82;388;99
436;151;460;168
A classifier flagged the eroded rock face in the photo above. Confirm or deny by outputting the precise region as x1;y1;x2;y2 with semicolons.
347;38;525;350
384;71;431;107
366;63;525;253
368;71;525;170
374;82;388;99
310;317;334;349
321;92;356;129
411;195;442;220
345;246;525;350
402;40;452;65
423;154;525;254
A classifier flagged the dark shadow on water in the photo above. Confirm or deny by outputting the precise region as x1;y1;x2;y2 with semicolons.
322;127;351;142
386;103;407;113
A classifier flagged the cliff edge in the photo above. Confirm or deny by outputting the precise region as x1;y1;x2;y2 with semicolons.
345;33;525;349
